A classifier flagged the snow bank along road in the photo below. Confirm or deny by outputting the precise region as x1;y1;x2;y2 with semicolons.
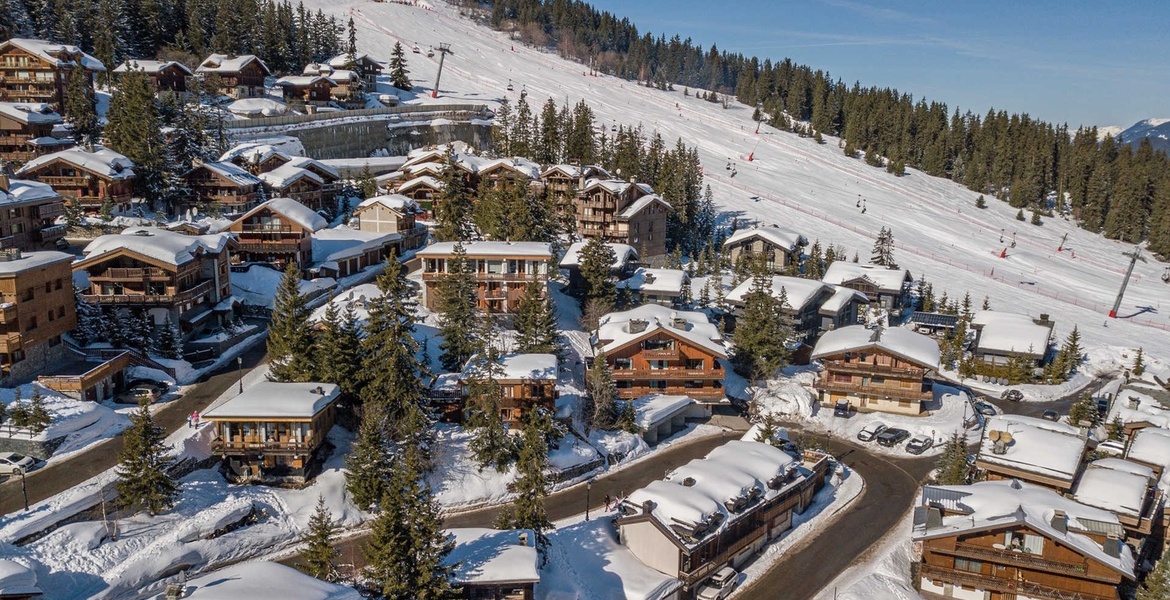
0;343;270;517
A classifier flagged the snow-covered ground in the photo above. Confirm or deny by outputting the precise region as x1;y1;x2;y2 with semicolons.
813;508;923;600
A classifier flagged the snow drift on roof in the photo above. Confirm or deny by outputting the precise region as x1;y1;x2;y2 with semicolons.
112;59;193;75
258;164;324;190
617;268;687;295
633;394;696;429
445;528;540;585
197;53;270;74
1073;462;1150;517
4;179;61;204
80;227;231;267
0;250;72;275
396;175;444;193
559;241;638;269
417;241;552;258
357;194;420;214
596;303;725;358
196;161;263;186
311;227;399;264
0;102;61;125
725;275;830;311
226;97;288;117
810;325;939;369
723;225;807;250
978;414;1087;482
219;142;292;166
173;561;360;600
241;197;326;231
203;381;339;419
821;261;910;292
2;38;105;70
820;285;869;313
1128;427;1170;468
18;145;135;179
971;310;1054;356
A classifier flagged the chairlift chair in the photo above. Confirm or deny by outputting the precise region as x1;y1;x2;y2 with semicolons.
1162;266;1170;283
412;44;421;54
506;79;514;92
427;47;435;58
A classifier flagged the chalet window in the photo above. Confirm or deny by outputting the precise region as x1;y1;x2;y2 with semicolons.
648;360;668;370
613;358;632;370
870;376;885;384
1005;532;1044;554
649;380;667;389
44;282;51;293
643;339;674;351
685;358;705;370
831;373;852;383
954;558;982;573
616;381;632;389
684;380;706;389
55;278;62;290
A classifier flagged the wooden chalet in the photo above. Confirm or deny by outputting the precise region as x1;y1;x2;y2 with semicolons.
16;145;135;213
303;63;361;106
810;325;939;415
462;353;558;428
417;241;552;314
224;197;326;270
617;268;688;308
971;310;1056;368
0;102;69;164
220;143;292;175
476;157;541;191
182;160;263;213
595;304;727;401
72;227;234;337
0;177;67;251
352;194;426;250
540;164;609;225
203;382;339;484
195;54;270;99
327;52;383;86
722;226;807;273
0;250;76;382
274;75;336;107
817;286;868;333
977;414;1088;493
558;241;638;295
821;262;913;317
0;38;104;114
445;528;540;600
1072;458;1164;542
257;162;332;213
914;481;1135;600
726;275;835;344
112;60;193;93
575;178;670;257
616;441;830;595
394;175;443;213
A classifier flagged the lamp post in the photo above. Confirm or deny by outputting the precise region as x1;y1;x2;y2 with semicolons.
586;480;592;521
19;468;28;511
236;356;244;394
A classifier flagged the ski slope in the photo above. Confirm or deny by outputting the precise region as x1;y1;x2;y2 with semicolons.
307;0;1170;361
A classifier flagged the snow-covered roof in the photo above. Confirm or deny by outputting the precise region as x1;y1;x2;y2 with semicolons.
203;381;339;419
596;304;725;358
275;75;337;87
258;164;324;190
633;394;696;429
617;193;670;219
1089;458;1154;479
416;241;552;259
498;353;557;380
559;241;638;269
195;161;263;187
219;142;292;166
971;310;1054;356
112;59;193;75
356;194;420;214
821;262;910;293
17;145;135;180
197;53;270;75
978;414;1087;483
80;227;232;267
4;179;61;204
540;163;610;179
723;225;808;251
396;175;445;193
810;325;939;369
309;283;382;324
286;156;340;180
581;178;653;197
167;561;360;600
327;52;383;69
311;227;399;264
237;197;326;232
1109;387;1170;429
1;38;105;70
1073;460;1152;517
0;101;61;125
0;559;40;597
915;480;1134;579
725;275;831;311
226;97;288;117
479;157;542;180
445;528;540;585
1127;427;1170;469
820;285;869;314
0;250;72;275
617;268;687;295
625;441;796;547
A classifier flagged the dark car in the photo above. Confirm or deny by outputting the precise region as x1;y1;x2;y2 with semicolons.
973;401;998;416
876;428;911;447
1001;389;1024;402
833;401;851;417
906;434;934;455
1041;409;1060;422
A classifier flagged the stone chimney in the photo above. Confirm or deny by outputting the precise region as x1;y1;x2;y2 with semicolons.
641;500;653;515
1104;534;1122;558
1050;509;1067;534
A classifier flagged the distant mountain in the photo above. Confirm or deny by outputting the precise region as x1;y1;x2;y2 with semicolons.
1095;125;1122;140
1117;118;1170;153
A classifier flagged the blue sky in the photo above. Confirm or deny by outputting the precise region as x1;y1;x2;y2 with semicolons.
585;0;1168;129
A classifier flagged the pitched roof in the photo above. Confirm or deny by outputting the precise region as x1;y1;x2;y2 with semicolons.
596;303;725;358
79;227;231;267
810;325;939;369
416;241;552;259
17;145;135;180
258;164;324;190
112;59;193;75
820;285;869;314
0;38;105;70
971;310;1055;356
3;179;61;204
396;175;444;193
286;156;339;180
219;142;292;166
327;53;383;69
190;161;262;187
196;53;270;75
726;275;831;311
558;241;638;269
821;262;911;293
275;75;337;87
0;102;62;125
723;225;808;250
444;528;539;585
356;194;420;214
617;193;670;219
464;353;558;381
617;268;687;295
236;197;326;232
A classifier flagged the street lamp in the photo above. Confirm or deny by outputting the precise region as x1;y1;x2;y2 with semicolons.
586;480;593;521
237;356;244;393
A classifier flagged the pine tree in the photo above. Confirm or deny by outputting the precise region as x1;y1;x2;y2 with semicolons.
513;274;560;357
587;349;618;431
578;236;616;305
437;243;482;373
104;68;165;199
1132;347;1145;376
64;66;99;144
388;41;411;91
731;267;793;382
73;286;103;346
345;404;391;510
982;295;991;310
345;16;358;66
301;494;337;581
1107;415;1125;441
1030;211;1042;225
935;432;969;485
158;315;182;360
433;150;474;242
315;300;362;402
1016;208;1025;221
26;387;51;433
975;194;987;209
1068;392;1098;427
356;164;378;199
115;403;179;515
870;227;898;268
267;262;315;382
464;342;517;472
1138;554;1170;600
495;407;554;564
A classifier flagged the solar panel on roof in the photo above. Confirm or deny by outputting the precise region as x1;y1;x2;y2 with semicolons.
909;312;959;327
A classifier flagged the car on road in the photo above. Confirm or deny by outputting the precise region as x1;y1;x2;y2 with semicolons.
1095;440;1126;456
1041;409;1060;422
696;567;739;600
973;401;998;416
857;421;888;442
0;452;37;476
876;428;912;447
906;434;934;455
833;401;851;417
117;380;167;405
1001;389;1024;402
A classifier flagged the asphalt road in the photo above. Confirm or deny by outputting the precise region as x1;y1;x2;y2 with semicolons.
0;342;268;517
983;376;1114;419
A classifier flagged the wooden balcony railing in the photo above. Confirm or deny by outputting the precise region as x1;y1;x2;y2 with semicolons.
937;542;1094;578
824;361;925;377
642;347;680;361
0;303;17;324
0;331;23;352
613;367;722;380
84;279;214;305
36;202;65;219
817;380;932;400
918;564;1115;600
212;437;317;454
93;267;173;281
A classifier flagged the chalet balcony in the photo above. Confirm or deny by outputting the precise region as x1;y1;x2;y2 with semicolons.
33;224;67;242
0;151;36;162
612;367;723;380
918;564;1115;600
824;361;926;377
641;347;680;361
817;380;932;400
932;542;1103;580
235;241;300;255
35;202;65;219
84;279;214;306
36;175;93;187
0;135;30;145
0;331;22;353
212;437;317;455
91;267;174;282
0;303;17;324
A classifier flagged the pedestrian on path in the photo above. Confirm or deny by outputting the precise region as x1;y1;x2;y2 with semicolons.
192;411;199;427
604;494;611;511
187;414;193;429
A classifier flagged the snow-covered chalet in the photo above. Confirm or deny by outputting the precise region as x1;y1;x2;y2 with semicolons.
0;38;104;115
195;53;270;99
0;101;69;164
111;59;193;94
16;145;135;214
459;353;558;428
416;241;552;314
810;325;939;415
223;197;327;270
721;225;807;274
821;262;913;317
574;177;670;257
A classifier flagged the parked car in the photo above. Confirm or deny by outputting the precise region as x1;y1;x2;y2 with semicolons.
1095;440;1126;456
877;428;912;447
117;380;167;404
1041;409;1060;422
1001;389;1024;402
696;567;739;600
0;452;37;476
833;401;851;417
857;421;888;442
973;401;998;416
1096;397;1111;416
906;434;934;455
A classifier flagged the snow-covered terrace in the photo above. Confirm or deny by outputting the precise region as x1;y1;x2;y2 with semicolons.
977;415;1087;488
444;528;539;587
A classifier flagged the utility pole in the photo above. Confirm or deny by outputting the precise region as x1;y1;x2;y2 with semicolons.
1109;246;1145;318
431;43;452;98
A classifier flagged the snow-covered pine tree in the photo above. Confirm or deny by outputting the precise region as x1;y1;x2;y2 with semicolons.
72;286;103;346
267;262;315;382
870;227;898;268
1132;347;1145;376
730;266;792;382
158;315;182;360
115;403;179;515
577;236;616;304
437;243;482;372
464;341;516;473
513;274;561;357
587;349;618;431
301;494;337;581
935;432;969;485
345;404;391;511
494;406;554;565
104;67;165;200
388;41;411;91
355;164;377;199
314;300;359;400
26;387;50;433
1138;554;1170;600
433;149;474;242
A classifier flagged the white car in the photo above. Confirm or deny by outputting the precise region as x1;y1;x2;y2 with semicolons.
1095;440;1126;456
0;452;37;476
857;421;888;442
696;566;739;600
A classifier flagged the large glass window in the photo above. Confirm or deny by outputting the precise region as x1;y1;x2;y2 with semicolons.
1005;531;1045;554
954;558;982;573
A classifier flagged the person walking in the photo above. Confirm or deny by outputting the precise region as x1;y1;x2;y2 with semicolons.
604;494;611;511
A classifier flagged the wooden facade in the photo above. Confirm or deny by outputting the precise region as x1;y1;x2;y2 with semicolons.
0;177;67;250
0;250;75;380
811;327;939;416
462;354;558;428
182;161;263;213
112;60;193;93
275;76;336;106
722;228;806;274
417;242;552;314
15;147;135;212
195;54;270;99
225;199;322;269
0;39;103;115
353;195;427;250
0;102;68;164
575;179;670;257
